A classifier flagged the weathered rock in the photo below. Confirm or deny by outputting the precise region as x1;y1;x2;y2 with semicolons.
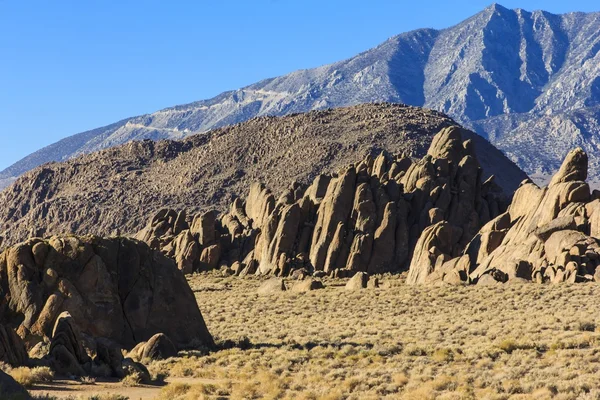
310;167;357;271
0;325;28;366
132;126;507;280
291;279;324;293
49;312;91;376
128;333;177;362
190;211;217;246
345;272;369;290
367;202;397;274
173;230;200;274
0;236;214;352
406;222;456;284
549;148;588;187
257;278;286;294
200;243;222;271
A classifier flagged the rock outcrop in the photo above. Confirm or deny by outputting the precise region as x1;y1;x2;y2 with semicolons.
0;325;28;367
48;312;92;376
409;147;600;285
0;236;214;353
137;127;507;278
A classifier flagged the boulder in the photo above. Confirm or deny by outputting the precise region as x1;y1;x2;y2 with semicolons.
0;236;214;352
128;333;178;362
291;279;324;293
345;272;369;290
191;210;217;246
257;278;286;294
406;222;456;284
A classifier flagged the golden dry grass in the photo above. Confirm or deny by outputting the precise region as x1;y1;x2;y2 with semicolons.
145;272;600;399
3;366;54;388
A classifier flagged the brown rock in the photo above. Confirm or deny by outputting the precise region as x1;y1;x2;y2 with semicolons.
291;279;324;293
549;148;588;187
190;211;217;246
257;278;286;294
310;167;357;271
368;202;397;274
0;236;214;351
129;333;178;362
406;222;456;284
200;243;222;271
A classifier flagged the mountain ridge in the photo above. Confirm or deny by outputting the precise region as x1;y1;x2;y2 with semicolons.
0;103;527;248
2;4;600;187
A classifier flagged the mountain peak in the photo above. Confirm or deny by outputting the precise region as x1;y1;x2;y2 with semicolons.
485;3;510;13
1;5;600;189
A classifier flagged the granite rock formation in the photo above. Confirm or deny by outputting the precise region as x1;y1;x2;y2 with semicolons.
408;147;600;285
137;127;507;277
0;235;214;354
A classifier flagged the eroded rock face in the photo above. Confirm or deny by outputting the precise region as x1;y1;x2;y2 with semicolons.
0;236;214;351
137;127;507;278
410;147;600;285
49;312;91;376
0;325;28;366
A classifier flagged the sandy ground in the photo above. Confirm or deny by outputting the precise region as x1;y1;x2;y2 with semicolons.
29;377;212;399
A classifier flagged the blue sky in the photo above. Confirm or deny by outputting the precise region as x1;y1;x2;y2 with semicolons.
1;0;599;171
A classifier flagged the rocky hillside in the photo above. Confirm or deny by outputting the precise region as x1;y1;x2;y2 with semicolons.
0;104;526;248
135;126;509;279
1;4;599;187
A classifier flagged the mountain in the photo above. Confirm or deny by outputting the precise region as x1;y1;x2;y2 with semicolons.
1;4;599;187
0;104;527;248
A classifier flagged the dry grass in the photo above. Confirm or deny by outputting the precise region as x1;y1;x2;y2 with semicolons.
4;366;54;388
32;395;130;400
146;271;600;399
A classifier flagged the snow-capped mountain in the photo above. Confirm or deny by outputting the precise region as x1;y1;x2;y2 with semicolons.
2;4;600;187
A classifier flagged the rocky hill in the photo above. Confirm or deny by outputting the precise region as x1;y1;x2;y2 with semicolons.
0;104;526;248
135;126;509;279
1;4;599;187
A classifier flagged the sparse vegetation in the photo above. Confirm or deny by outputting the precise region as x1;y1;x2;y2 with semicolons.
6;366;54;387
28;272;600;399
147;272;600;399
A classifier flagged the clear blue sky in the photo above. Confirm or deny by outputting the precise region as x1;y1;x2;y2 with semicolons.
1;0;598;171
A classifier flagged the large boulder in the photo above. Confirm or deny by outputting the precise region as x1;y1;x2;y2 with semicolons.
0;236;214;352
291;279;324;293
345;272;369;290
127;333;178;362
49;311;91;376
257;278;286;294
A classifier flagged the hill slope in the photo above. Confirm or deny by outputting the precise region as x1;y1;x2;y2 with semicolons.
1;4;599;187
0;104;526;247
